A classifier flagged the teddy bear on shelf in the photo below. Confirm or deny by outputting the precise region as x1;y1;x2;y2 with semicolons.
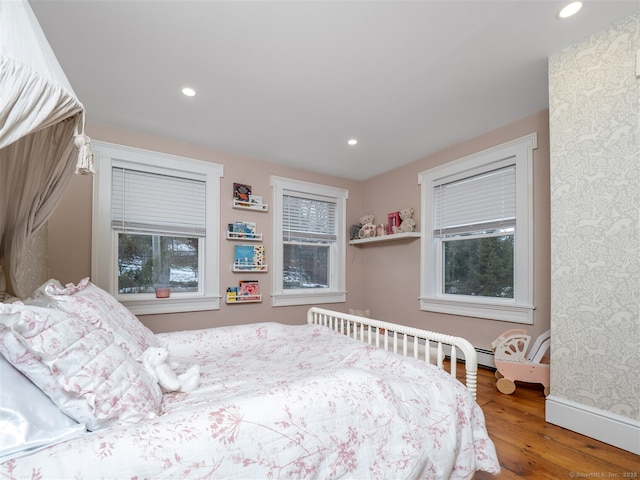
392;208;416;234
357;214;376;239
141;347;200;393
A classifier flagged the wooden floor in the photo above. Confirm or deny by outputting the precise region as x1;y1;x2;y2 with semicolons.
461;365;639;478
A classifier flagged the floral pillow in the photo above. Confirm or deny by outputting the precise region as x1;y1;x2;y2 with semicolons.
0;303;162;431
42;278;159;359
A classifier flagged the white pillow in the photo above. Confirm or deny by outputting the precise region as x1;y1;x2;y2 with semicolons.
0;303;162;431
0;354;86;462
42;278;159;359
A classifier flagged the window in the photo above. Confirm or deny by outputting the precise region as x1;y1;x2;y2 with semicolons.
271;176;348;306
419;133;536;324
92;141;223;314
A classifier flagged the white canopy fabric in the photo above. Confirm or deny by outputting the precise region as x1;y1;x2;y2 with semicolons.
0;0;82;149
0;0;94;297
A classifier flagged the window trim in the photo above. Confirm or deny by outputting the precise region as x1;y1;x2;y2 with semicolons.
270;176;348;307
92;141;223;315
418;133;537;324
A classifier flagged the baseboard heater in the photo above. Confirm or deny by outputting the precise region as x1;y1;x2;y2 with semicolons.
474;348;496;369
442;345;495;369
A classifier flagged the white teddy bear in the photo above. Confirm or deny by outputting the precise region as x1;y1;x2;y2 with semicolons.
392;208;416;234
141;347;200;393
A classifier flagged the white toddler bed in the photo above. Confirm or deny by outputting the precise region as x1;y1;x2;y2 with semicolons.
307;307;479;399
0;279;499;479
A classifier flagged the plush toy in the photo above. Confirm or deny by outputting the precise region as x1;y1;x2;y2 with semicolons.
357;214;376;239
359;223;376;238
141;347;200;393
349;224;361;240
392;208;416;234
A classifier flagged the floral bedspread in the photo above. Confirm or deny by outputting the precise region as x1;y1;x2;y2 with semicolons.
1;323;499;479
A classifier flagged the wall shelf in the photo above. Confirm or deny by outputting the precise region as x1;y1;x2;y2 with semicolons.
232;264;268;273
349;232;420;245
226;294;262;304
226;231;263;241
233;199;268;212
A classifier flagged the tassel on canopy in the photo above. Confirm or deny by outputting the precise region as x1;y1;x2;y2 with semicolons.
73;111;95;175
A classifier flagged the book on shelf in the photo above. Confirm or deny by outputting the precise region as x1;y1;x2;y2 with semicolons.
233;183;252;204
234;244;265;269
227;280;260;302
239;280;260;297
228;221;257;237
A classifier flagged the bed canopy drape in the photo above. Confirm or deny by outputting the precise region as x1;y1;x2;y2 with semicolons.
0;0;94;298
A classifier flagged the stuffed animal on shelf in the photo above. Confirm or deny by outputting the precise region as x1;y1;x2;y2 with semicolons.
358;214;376;239
349;224;361;240
141;347;200;393
392;208;416;233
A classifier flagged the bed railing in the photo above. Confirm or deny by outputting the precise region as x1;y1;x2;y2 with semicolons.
307;307;479;399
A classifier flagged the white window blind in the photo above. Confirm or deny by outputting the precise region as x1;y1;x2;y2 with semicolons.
283;192;337;242
111;167;206;237
434;165;516;236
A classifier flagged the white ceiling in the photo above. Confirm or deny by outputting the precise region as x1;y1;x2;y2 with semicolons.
30;0;638;181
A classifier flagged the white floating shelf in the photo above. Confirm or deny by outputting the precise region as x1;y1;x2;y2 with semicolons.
226;294;262;304
349;232;421;245
233;199;268;212
226;231;263;241
232;264;268;273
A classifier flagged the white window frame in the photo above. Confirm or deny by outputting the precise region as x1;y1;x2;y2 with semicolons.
92;141;223;315
271;176;348;307
418;133;537;324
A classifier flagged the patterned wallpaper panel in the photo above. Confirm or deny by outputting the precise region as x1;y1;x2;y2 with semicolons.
549;12;639;420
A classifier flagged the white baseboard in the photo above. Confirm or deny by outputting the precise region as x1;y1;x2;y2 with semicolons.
546;395;640;455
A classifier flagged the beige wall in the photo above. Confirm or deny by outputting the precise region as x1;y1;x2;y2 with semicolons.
355;110;551;352
547;11;639;450
48;124;365;332
48;112;550;350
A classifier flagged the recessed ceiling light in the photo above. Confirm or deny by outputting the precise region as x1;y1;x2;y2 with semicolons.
347;139;358;146
182;87;196;97
558;1;582;19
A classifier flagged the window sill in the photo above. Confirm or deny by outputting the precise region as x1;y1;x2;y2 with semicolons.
120;295;221;315
272;291;346;307
419;296;534;324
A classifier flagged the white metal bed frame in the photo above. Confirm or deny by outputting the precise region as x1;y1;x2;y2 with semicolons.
307;307;479;399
